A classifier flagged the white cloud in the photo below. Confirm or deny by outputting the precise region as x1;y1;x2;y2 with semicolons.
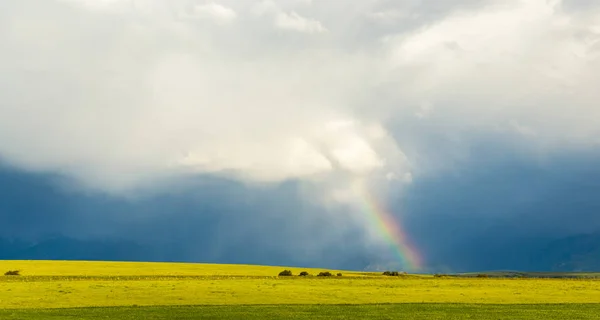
275;11;326;33
509;120;537;137
59;0;127;11
191;2;237;25
0;0;599;194
415;102;433;119
368;10;411;24
382;0;600;144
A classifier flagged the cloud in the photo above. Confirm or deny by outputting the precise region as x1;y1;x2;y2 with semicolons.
509;120;537;137
0;0;391;193
3;140;600;272
1;0;600;270
381;0;600;146
0;164;383;269
398;140;600;272
191;2;237;25
275;11;326;33
415;102;433;119
2;0;598;194
0;0;597;197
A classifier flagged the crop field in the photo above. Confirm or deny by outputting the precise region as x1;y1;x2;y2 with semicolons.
1;260;600;319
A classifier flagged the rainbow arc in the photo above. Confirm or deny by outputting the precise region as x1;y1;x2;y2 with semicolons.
356;185;422;271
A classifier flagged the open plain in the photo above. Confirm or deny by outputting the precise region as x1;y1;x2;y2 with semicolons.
1;260;599;319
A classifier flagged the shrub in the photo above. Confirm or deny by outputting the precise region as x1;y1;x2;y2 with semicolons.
383;271;400;276
434;274;448;278
299;271;309;276
4;270;20;276
278;270;293;276
317;271;333;277
477;273;489;278
337;273;343;277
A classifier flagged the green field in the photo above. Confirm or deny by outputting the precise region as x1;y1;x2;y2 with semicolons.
2;304;600;320
1;260;600;319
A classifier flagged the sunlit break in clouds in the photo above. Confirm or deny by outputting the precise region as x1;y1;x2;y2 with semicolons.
1;0;600;272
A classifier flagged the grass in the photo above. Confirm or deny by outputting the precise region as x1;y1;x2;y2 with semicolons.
1;260;599;318
3;276;600;309
0;260;363;277
0;304;599;320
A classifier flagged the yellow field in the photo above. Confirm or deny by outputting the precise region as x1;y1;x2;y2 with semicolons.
0;260;362;277
1;260;599;309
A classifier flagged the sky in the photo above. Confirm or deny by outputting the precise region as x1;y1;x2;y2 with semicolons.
0;0;600;272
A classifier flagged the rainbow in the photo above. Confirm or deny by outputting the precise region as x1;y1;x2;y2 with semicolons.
357;186;423;271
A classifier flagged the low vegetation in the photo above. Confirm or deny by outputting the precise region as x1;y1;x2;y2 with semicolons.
278;270;293;276
1;304;599;320
4;270;20;276
280;270;341;277
0;260;599;319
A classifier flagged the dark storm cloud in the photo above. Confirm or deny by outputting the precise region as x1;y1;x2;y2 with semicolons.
3;139;600;272
0;164;380;269
396;138;600;272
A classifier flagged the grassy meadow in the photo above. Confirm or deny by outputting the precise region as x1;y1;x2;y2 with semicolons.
1;304;599;320
1;260;600;319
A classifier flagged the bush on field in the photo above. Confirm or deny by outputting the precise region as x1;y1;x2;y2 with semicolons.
4;270;20;276
299;271;310;276
434;274;449;278
477;274;489;278
337;273;343;277
278;270;293;276
383;271;400;276
317;271;333;277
